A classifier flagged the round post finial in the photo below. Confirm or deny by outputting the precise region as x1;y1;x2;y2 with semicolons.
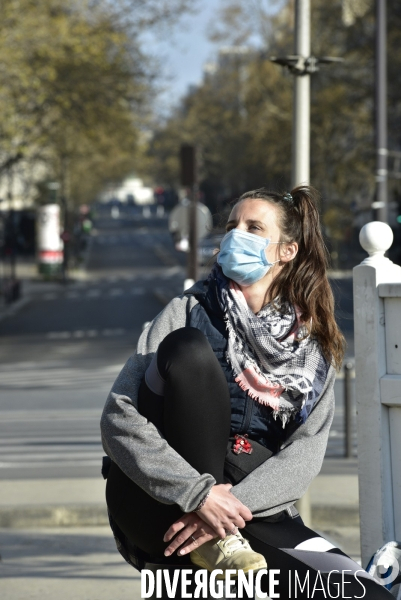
359;221;393;265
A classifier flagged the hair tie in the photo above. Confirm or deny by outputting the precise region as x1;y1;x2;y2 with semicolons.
283;192;293;203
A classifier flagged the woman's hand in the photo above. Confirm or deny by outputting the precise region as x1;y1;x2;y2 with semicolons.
163;512;217;557
163;484;252;557
196;484;252;540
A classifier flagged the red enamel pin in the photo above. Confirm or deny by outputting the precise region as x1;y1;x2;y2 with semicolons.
232;434;253;455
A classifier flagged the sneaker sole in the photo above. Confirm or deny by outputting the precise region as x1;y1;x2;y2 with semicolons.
190;553;267;579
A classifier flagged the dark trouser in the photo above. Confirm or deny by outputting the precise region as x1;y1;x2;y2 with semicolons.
106;327;392;599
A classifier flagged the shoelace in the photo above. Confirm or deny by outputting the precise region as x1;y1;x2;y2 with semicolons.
222;535;247;553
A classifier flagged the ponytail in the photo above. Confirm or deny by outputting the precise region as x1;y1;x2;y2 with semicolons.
236;185;345;370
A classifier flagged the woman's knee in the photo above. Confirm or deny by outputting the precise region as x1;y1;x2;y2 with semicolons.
157;327;215;377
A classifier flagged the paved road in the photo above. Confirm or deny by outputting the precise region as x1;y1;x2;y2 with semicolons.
0;206;356;481
0;207;186;480
0;526;138;600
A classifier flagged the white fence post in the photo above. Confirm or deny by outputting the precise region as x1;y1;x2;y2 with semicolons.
353;221;401;567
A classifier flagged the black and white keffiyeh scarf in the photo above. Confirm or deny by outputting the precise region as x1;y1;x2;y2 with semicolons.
209;264;330;426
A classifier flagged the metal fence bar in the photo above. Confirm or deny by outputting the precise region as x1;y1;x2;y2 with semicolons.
343;361;354;458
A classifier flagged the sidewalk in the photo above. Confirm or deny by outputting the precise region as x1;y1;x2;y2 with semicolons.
0;458;360;530
310;458;361;562
0;459;361;599
0;526;138;600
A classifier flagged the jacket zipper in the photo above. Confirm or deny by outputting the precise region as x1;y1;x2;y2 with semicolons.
242;395;253;435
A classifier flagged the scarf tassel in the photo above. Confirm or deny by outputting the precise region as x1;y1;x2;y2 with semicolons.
234;374;298;428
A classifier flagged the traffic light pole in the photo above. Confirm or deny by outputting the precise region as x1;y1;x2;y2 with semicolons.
188;183;199;283
180;144;198;284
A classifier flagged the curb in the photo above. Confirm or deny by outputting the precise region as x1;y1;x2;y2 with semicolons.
0;295;32;323
0;505;109;529
0;266;90;323
153;244;180;267
312;506;359;528
0;504;358;529
328;270;353;279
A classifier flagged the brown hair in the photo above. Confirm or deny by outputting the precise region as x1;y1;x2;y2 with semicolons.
235;185;345;370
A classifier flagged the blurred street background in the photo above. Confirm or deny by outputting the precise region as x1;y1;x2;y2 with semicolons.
0;203;355;478
0;0;400;598
0;204;357;600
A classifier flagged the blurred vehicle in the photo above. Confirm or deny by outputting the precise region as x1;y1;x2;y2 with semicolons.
97;177;155;206
132;184;154;205
197;233;224;266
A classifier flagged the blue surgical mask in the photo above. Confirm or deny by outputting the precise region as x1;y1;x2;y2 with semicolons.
217;228;280;286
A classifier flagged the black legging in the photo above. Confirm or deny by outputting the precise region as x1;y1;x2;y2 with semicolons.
106;327;392;599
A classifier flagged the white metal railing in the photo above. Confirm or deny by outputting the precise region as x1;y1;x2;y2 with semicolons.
353;221;401;567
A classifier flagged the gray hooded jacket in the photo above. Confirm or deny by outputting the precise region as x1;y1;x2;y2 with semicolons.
100;291;336;518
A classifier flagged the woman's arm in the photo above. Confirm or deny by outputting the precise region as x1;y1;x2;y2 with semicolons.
100;294;217;513
230;366;336;516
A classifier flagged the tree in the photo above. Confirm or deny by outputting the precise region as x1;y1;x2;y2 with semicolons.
0;0;193;206
147;0;401;261
146;43;293;215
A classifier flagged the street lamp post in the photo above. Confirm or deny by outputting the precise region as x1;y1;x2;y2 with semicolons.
373;0;388;222
292;0;311;187
270;0;343;527
270;1;343;188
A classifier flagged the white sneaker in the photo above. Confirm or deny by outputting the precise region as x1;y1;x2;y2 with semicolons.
190;531;267;579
